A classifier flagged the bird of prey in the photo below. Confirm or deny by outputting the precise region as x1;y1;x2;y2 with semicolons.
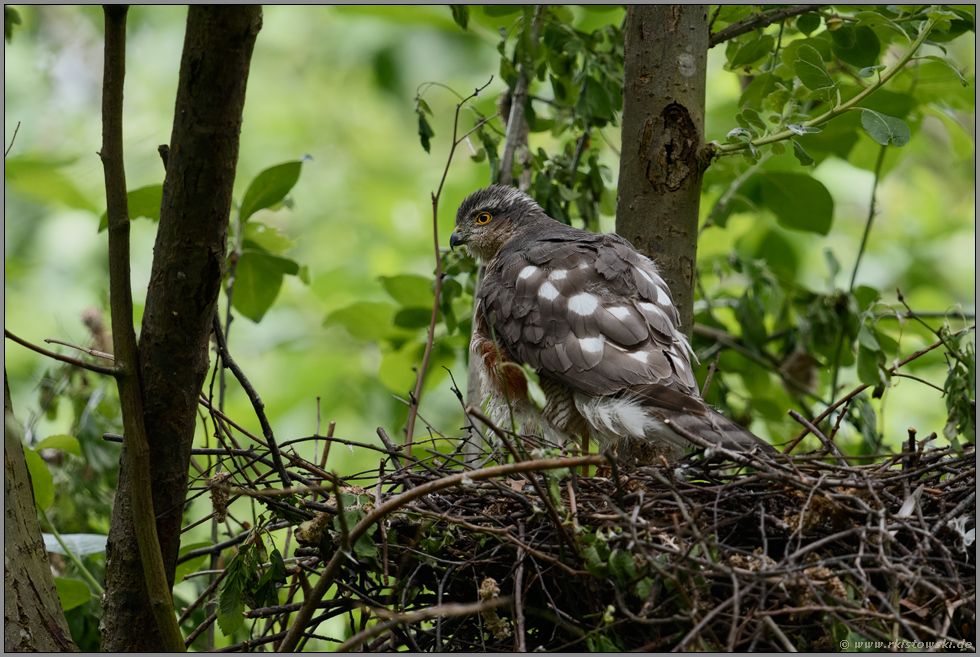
450;185;775;462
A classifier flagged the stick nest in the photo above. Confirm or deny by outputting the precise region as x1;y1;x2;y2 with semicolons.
274;440;975;652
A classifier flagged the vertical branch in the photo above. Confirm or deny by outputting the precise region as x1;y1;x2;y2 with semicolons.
101;6;262;651
829;144;888;404
99;5;185;652
404;82;493;447
465;6;544;434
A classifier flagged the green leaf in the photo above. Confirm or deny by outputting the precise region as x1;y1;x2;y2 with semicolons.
608;549;637;581
381;274;435;306
393;307;433;329
34;433;81;456
326;301;399;341
53;577;91;612
857;324;881;351
857;345;886;387
857;64;887;78
417;113;435;153
917;55;969;87
831;26;880;68
5;5;22;41
852;285;880;311
758;172;834;235
233;251;291;323
174;542;211;584
23;446;53;510
243;221;296;255
508;363;545;410
240;160;304;223
794;44;836;94
860;110;911;147
98;184;164;232
854;11;909;42
4;156;98;213
353;533;379;558
218;570;246;636
791;139;815;166
823;248;840;284
729;35;775;69
796;13;821;36
449;5;468;29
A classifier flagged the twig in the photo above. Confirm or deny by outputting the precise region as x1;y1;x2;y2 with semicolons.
336;598;513;652
210;313;291;485
5;120;21;157
830;143;888;403
43;337;115;361
4;329;118;376
404;77;494;448
709;5;826;47
787;409;848;467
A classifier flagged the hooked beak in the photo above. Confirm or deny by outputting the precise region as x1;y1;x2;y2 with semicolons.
449;228;465;252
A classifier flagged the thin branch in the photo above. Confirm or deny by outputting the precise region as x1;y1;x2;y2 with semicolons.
830;143;888;403
5;120;21;157
336;598;513;652
4;329;118;376
498;4;546;186
709;5;826;48
43;338;114;361
404;78;494;448
714;18;935;155
210;312;291;485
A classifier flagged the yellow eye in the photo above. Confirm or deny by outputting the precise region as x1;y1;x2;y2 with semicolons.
475;212;492;225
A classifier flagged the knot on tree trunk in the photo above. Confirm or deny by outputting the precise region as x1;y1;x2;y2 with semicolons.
640;102;699;194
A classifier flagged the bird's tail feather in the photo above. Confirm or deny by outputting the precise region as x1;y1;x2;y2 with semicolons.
629;383;777;454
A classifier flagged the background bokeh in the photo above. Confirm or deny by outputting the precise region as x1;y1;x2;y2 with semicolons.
4;5;975;649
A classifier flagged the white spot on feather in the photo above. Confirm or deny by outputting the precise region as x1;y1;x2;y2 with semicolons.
518;265;538;280
568;293;599;315
635;268;655;284
628;351;648;363
548;269;567;281
608;306;631;319
539;281;559;300
639;302;665;318
656;285;671;305
580;336;604;353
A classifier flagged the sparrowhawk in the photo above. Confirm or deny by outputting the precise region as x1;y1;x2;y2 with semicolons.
450;185;775;462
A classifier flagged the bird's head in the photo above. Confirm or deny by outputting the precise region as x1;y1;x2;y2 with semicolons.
450;185;548;261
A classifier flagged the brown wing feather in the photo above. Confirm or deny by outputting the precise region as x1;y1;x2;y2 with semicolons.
480;231;697;398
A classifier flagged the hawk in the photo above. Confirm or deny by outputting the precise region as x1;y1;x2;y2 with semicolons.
450;185;775;462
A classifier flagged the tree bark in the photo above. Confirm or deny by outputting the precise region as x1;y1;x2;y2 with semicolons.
616;5;709;340
100;6;262;651
4;373;79;652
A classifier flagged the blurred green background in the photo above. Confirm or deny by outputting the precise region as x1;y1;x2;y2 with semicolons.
4;5;975;648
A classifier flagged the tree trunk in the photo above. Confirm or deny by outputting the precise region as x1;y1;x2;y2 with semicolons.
616;5;709;339
4;372;79;652
100;6;262;651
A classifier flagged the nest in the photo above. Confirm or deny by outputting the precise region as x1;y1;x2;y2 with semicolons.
237;435;976;652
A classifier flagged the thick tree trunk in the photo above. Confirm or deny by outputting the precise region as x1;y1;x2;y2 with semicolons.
100;6;262;651
4;373;79;652
616;5;709;339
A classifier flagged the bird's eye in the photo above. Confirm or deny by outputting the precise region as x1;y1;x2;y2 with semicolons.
475;212;492;225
